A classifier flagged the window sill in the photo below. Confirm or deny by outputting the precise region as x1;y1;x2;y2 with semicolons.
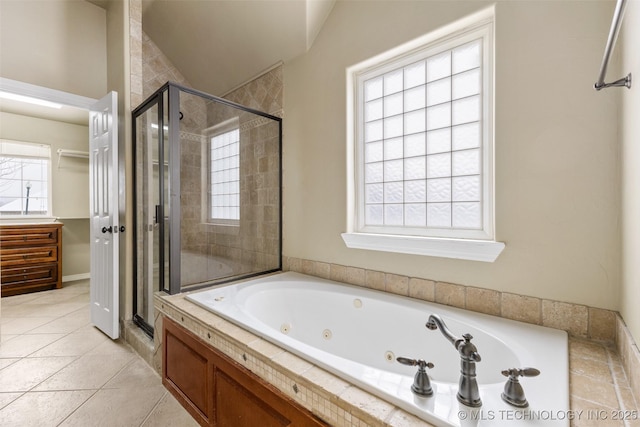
341;232;505;262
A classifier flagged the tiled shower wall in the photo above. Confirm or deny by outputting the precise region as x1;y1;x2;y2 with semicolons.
193;67;283;282
142;31;192;98
141;30;283;286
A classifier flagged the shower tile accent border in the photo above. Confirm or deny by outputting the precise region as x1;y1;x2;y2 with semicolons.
154;289;639;427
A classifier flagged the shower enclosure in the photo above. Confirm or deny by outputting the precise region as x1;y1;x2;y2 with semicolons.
132;82;282;336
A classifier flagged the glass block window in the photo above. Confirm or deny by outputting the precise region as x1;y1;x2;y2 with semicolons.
209;128;240;222
0;141;51;217
353;19;494;241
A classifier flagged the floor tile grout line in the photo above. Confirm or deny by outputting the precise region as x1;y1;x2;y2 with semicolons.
0;391;25;412
138;389;170;427
55;388;101;427
23;355;82;395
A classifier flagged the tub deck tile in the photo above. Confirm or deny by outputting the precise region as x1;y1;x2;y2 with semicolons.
155;293;639;427
271;351;314;377
339;385;395;427
387;409;436;427
302;366;352;401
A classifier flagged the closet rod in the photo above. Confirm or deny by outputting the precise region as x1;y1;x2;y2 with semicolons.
594;0;632;90
57;148;89;158
56;149;89;168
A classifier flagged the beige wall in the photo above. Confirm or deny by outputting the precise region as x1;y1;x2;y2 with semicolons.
283;1;620;310
620;0;640;346
0;0;107;99
0;0;110;282
0;111;91;277
106;0;133;322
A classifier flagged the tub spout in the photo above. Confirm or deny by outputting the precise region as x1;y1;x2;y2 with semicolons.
426;314;458;345
426;314;482;407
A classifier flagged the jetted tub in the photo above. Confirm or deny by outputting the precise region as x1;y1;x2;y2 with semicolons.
186;272;569;426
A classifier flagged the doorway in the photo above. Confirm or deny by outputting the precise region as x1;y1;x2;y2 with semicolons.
0;78;120;340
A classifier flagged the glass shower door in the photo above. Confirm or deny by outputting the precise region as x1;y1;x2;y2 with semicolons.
134;99;165;335
133;82;282;338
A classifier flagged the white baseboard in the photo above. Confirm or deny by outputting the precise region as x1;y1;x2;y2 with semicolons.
62;273;90;282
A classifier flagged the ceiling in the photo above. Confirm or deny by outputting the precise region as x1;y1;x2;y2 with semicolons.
141;0;335;96
0;0;335;125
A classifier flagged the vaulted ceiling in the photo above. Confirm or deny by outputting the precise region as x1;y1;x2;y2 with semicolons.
142;0;336;96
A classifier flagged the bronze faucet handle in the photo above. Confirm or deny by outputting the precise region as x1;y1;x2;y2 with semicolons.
501;367;540;408
501;367;540;378
397;356;435;397
396;357;434;370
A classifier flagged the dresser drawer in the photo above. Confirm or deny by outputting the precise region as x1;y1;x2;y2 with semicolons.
0;246;58;267
1;263;57;285
0;223;63;296
0;226;59;247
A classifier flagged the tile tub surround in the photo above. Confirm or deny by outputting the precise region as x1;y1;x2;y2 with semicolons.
284;257;640;406
154;290;639;427
283;257;618;343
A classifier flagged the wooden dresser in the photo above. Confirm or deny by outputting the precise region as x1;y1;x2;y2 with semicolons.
0;223;63;297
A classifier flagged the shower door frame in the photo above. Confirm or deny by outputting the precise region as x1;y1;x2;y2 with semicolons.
132;85;172;336
132;82;283;337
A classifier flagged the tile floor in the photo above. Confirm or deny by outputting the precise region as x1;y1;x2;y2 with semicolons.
0;280;198;427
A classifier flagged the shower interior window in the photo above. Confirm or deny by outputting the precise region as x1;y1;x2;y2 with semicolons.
207;117;240;224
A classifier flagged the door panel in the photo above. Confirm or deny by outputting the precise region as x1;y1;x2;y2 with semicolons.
89;91;119;340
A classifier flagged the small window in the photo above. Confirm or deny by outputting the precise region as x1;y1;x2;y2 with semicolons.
0;140;52;217
344;7;504;261
208;119;240;224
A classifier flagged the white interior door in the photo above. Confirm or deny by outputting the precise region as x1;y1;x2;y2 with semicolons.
89;91;119;339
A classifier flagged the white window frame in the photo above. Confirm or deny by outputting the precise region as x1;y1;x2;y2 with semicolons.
0;139;53;219
205;118;240;226
343;6;504;262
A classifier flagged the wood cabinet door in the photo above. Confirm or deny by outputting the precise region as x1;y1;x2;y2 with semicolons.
164;319;213;426
163;317;328;427
215;370;291;427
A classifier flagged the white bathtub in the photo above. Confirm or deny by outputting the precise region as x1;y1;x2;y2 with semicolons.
186;272;569;427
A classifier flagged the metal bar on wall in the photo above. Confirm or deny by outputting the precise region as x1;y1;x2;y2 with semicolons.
594;0;632;90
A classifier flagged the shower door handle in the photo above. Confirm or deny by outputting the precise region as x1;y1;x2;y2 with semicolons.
154;205;162;224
